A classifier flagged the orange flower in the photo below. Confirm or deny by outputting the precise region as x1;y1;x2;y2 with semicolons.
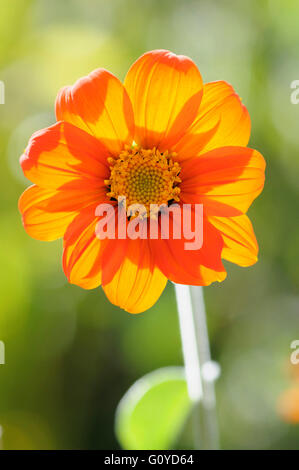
278;387;299;424
19;50;265;313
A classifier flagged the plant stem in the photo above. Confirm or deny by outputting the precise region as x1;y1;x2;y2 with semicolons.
175;284;220;450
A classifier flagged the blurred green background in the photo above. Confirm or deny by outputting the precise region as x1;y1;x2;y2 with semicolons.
0;0;299;450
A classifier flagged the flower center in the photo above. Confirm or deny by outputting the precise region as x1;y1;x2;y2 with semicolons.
105;147;181;217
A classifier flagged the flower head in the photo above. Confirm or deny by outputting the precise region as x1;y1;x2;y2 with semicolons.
19;50;265;313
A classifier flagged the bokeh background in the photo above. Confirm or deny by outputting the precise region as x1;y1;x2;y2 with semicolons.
0;0;299;450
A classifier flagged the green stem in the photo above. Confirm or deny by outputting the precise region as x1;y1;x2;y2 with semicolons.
175;284;220;450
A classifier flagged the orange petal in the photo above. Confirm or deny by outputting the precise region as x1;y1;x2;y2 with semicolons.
124;49;203;150
198;265;227;285
100;210;129;286
103;237;167;313
150;209;226;286
173;81;251;161
63;204;104;289
18;185;79;241
20;121;110;190
209;214;258;267
180;146;266;216
56;69;134;155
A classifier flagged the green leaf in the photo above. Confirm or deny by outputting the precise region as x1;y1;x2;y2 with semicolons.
115;367;192;450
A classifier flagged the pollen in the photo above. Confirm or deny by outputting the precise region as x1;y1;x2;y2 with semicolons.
105;147;181;217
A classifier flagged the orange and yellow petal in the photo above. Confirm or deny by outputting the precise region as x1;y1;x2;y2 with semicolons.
102;237;167;314
18;185;79;241
180;146;266;216
124;49;203;150
150;209;226;286
63;204;104;289
173;81;251;161
209;214;258;267
100;212;129;286
55;69;134;156
20;121;110;190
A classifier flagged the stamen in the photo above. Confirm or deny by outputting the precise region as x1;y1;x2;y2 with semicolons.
105;146;181;217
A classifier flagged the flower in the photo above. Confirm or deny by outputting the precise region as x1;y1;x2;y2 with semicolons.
19;50;265;313
278;387;299;423
277;362;299;424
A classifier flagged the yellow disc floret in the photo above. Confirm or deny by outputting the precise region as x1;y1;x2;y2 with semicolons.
105;147;181;217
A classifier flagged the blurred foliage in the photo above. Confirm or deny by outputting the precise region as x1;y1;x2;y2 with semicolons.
0;0;299;449
115;367;191;450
